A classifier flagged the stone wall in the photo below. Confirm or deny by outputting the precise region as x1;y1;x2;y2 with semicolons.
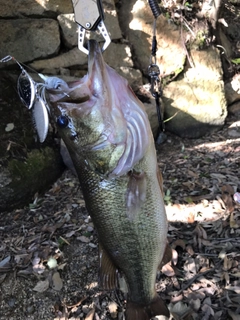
0;0;142;88
0;0;230;138
0;0;235;211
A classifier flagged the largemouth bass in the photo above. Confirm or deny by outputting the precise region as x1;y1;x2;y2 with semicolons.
46;39;169;319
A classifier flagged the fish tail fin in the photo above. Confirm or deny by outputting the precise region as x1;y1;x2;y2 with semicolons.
126;295;169;320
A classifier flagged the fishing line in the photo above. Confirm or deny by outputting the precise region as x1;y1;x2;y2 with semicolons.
148;0;167;145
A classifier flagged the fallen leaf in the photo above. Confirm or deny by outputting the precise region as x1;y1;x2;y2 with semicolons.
85;307;95;320
0;256;11;268
221;185;234;195
228;129;240;138
210;173;226;180
223;256;233;271
230;212;239;228
228;309;240;320
225;285;240;294
187;291;206;300
221;189;235;213
42;219;66;233
47;257;58;269
230;272;240;278
188;170;199;178
201;303;214;319
52;272;63;291
189;298;201;312
33;279;49;292
108;301;118;319
77;235;90;243
32;262;46;274
214;311;223;319
162;263;175;277
224;271;230;286
168;301;191;319
194;224;208;240
187;211;195;223
172;249;178;265
231;295;240;303
51;184;61;193
65;230;76;238
184;257;196;275
5;123;14;132
58;263;67;271
68;182;75;187
172;239;186;250
186;245;195;256
200;239;212;246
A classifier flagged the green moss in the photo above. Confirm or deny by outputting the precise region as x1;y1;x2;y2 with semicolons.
162;58;185;87
194;30;208;49
7;147;62;192
9;148;50;179
0;146;64;211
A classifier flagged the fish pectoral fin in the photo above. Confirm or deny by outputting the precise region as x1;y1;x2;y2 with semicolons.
159;243;173;270
157;166;164;196
126;170;147;220
99;243;118;290
126;295;169;320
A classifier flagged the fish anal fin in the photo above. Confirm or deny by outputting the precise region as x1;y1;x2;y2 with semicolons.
159;243;173;269
99;243;118;290
125;170;147;220
126;295;169;320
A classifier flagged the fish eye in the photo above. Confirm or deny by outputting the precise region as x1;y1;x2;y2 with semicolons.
56;115;69;128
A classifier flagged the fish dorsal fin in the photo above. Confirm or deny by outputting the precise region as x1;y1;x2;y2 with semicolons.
99;243;118;290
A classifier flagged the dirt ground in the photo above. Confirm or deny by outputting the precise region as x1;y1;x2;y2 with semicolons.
1;1;240;319
1;113;240;320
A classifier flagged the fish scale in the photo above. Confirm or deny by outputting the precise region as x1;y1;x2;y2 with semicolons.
69;142;168;308
46;39;169;319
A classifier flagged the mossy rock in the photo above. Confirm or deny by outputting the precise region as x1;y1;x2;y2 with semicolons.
0;71;64;212
0;147;64;212
163;47;227;138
